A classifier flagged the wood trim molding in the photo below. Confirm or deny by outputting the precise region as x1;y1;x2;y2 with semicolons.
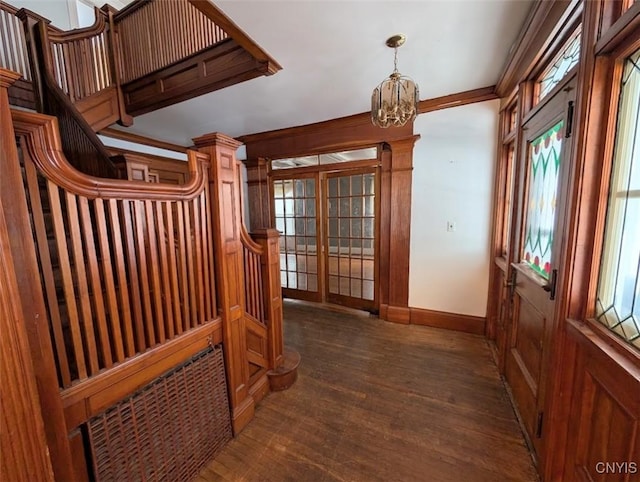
410;307;486;335
13;109;208;200
496;0;580;96
418;86;497;114
99;127;190;153
239;86;498;160
61;320;222;430
187;0;282;71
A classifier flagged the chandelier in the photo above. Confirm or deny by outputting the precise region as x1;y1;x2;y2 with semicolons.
371;34;419;128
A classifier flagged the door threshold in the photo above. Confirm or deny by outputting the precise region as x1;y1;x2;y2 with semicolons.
283;298;375;318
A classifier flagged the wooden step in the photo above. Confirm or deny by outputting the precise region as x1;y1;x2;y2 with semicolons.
267;349;300;392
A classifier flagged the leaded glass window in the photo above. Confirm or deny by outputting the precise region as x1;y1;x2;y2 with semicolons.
522;120;564;279
595;48;640;350
537;30;581;102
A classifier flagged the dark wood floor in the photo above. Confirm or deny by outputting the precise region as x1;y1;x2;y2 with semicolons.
197;301;538;482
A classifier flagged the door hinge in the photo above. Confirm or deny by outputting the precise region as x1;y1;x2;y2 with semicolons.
543;268;558;300
536;411;544;438
566;101;575;138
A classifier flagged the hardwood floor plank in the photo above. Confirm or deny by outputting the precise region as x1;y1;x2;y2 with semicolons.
199;301;537;482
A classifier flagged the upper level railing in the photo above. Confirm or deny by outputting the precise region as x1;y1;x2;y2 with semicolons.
45;10;113;102
114;0;229;84
0;2;31;81
2;0;281;121
13;109;217;387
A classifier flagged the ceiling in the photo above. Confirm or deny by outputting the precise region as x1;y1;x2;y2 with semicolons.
110;0;534;146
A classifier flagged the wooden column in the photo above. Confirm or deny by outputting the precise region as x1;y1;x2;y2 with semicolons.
0;69;55;482
380;135;420;323
251;228;284;370
0;69;76;481
243;157;272;230
193;132;254;433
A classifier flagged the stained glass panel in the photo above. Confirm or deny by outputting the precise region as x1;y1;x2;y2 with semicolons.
522;120;564;279
538;31;581;102
595;48;640;350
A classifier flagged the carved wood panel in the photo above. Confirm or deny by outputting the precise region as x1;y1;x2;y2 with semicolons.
564;322;640;481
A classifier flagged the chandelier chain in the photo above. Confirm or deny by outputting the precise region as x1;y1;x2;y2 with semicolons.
393;47;399;73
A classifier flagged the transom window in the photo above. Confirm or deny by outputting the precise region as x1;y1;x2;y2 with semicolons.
537;29;581;102
595;48;640;350
271;147;377;170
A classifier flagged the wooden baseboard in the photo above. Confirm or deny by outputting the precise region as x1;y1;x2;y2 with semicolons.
410;307;486;335
248;373;270;405
384;305;411;324
231;395;255;435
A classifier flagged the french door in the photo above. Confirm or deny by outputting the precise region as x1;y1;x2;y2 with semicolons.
505;78;576;456
272;168;378;311
324;169;377;311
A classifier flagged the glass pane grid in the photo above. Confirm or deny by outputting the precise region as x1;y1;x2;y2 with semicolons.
327;173;375;301
522;120;564;279
537;29;581;102
274;178;318;292
595;48;640;350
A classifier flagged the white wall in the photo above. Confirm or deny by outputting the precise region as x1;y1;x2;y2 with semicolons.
9;0;76;30
409;99;499;317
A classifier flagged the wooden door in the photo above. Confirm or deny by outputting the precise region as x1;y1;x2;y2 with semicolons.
324;169;378;311
273;174;322;302
505;78;576;456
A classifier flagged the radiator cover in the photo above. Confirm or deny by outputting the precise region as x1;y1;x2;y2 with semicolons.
87;345;232;481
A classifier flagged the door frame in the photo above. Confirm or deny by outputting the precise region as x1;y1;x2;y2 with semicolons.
269;154;381;310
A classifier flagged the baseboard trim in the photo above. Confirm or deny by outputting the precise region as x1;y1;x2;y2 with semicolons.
249;373;270;405
410;307;486;335
385;305;411;324
231;395;255;435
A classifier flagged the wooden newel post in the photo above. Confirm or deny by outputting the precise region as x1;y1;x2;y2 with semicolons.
251;228;284;370
193;132;255;433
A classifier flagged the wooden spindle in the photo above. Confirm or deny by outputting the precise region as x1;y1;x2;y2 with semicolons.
121;200;147;352
155;201;174;339
79;197;113;369
145;200;165;343
176;202;190;332
199;192;211;321
95;198;126;362
67;192;100;375
23;157;71;387
184;200;197;329
164;202;183;336
106;199;135;358
133;200;156;346
48;182;87;380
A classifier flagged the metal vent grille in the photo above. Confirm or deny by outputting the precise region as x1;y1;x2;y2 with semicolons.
87;346;232;481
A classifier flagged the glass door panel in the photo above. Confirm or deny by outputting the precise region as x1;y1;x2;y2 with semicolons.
273;176;320;301
325;170;377;310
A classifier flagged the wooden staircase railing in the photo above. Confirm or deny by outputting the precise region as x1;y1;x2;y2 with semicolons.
239;226;285;398
2;0;281;125
0;1;34;108
114;0;228;84
2;67;290;481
